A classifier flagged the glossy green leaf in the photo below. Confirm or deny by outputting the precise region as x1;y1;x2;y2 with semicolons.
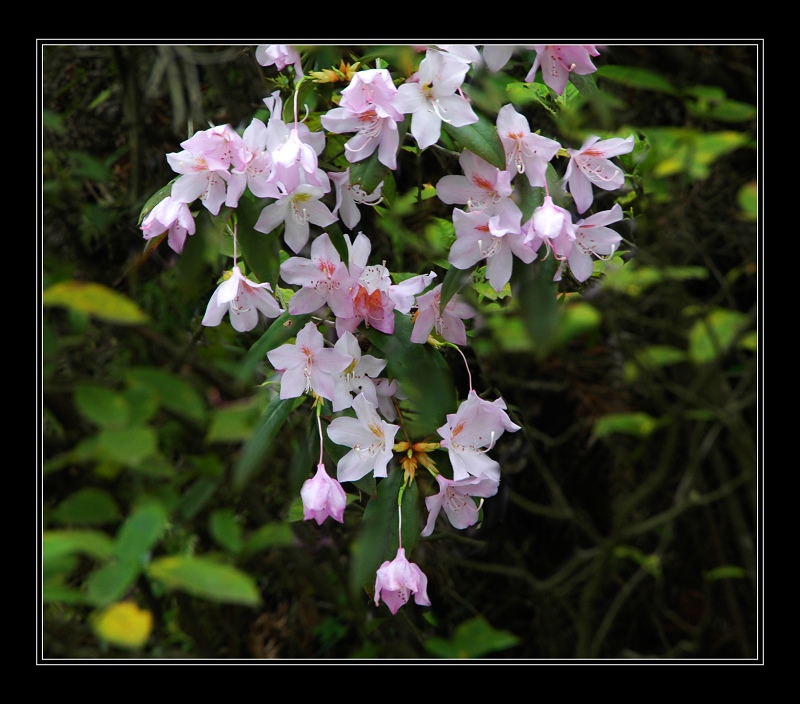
424;616;520;658
232;395;303;491
114;502;168;564
85;560;141;607
597;65;679;95
593;412;658;439
50;488;121;526
209;509;244;554
74;384;129;429
148;556;261;606
516;257;561;358
438;264;469;314
126;367;207;424
43;530;115;565
349;149;389;195
365;311;456;438
235;195;280;285
349;467;420;596
442;112;505;169
43;281;149;325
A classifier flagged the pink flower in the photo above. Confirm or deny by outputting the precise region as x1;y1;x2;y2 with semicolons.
395;49;478;149
140;195;196;254
374;547;431;614
266;321;353;401
435;150;513;211
437;390;521;481
300;463;347;525
279;232;356;318
329;169;383;230
496;104;561;187
256;45;303;77
564;203;624;282
201;265;283;333
410;283;475;346
525;45;601;95
331;332;387;413
326;393;399;482
421;473;499;536
562;134;634;214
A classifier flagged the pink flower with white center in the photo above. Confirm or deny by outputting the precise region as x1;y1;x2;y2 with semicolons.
225;118;280;207
300;463;347;525
562;134;634;214
374;547;431;615
327;393;399;482
435;150;513;211
421;472;500;536
280;232;356;318
268;128;330;193
437;390;521;481
525;45;601;96
410;283;476;346
375;377;402;422
140;195;196;254
201;265;283;333
496;104;562;187
329;169;383;230
266;321;353;402
448;198;535;293
254;183;337;254
166;150;229;216
395;49;478;150
523;195;574;259
331;332;387;412
564;203;624;282
321;68;404;170
255;45;303;77
180;124;246;172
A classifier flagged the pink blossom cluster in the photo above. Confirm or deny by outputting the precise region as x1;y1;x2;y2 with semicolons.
139;44;634;616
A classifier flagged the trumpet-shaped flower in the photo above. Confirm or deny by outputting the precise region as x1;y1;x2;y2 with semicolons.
300;463;347;525
329;169;384;230
525;45;601;95
496;104;561;187
410;283;475;346
280;232;356;318
256;44;303;77
374;547;431;614
254;183;337;254
140;195;196;254
563;203;624;282
331;332;387;412
201;265;282;332
448;198;534;292
562;134;634;214
435;150;513;211
327;393;399;482
421;472;500;536
266;321;353;401
395;49;478;149
437;390;521;481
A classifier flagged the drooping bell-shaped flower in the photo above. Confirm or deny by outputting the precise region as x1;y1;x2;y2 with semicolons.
300;463;347;525
374;547;431;615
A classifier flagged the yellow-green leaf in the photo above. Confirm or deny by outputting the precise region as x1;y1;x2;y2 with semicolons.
43;281;149;325
148;556;261;606
92;601;153;650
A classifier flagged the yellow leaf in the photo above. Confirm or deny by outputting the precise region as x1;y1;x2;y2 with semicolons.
43;281;149;325
92;601;153;649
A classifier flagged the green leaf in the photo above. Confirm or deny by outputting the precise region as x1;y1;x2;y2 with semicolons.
704;565;748;581
349;149;389;195
232;395;302;491
43;530;115;565
688;308;750;364
569;72;598;97
50;488;121;526
125;367;207;424
209;509;244;554
438;265;469;314
442;113;505;169
515;257;561;358
74;384;129;429
237;312;313;383
235;195;280;285
43;281;149;325
241;522;295;558
137;182;174;225
85;560;141;607
94;427;159;467
205;397;263;443
424;616;519;658
593;412;658;439
365;311;456;438
623;345;688;382
148;556;261;607
737;181;757;220
614;545;662;579
114;502;168;564
596;65;679;95
349;467;420;596
179;477;219;521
